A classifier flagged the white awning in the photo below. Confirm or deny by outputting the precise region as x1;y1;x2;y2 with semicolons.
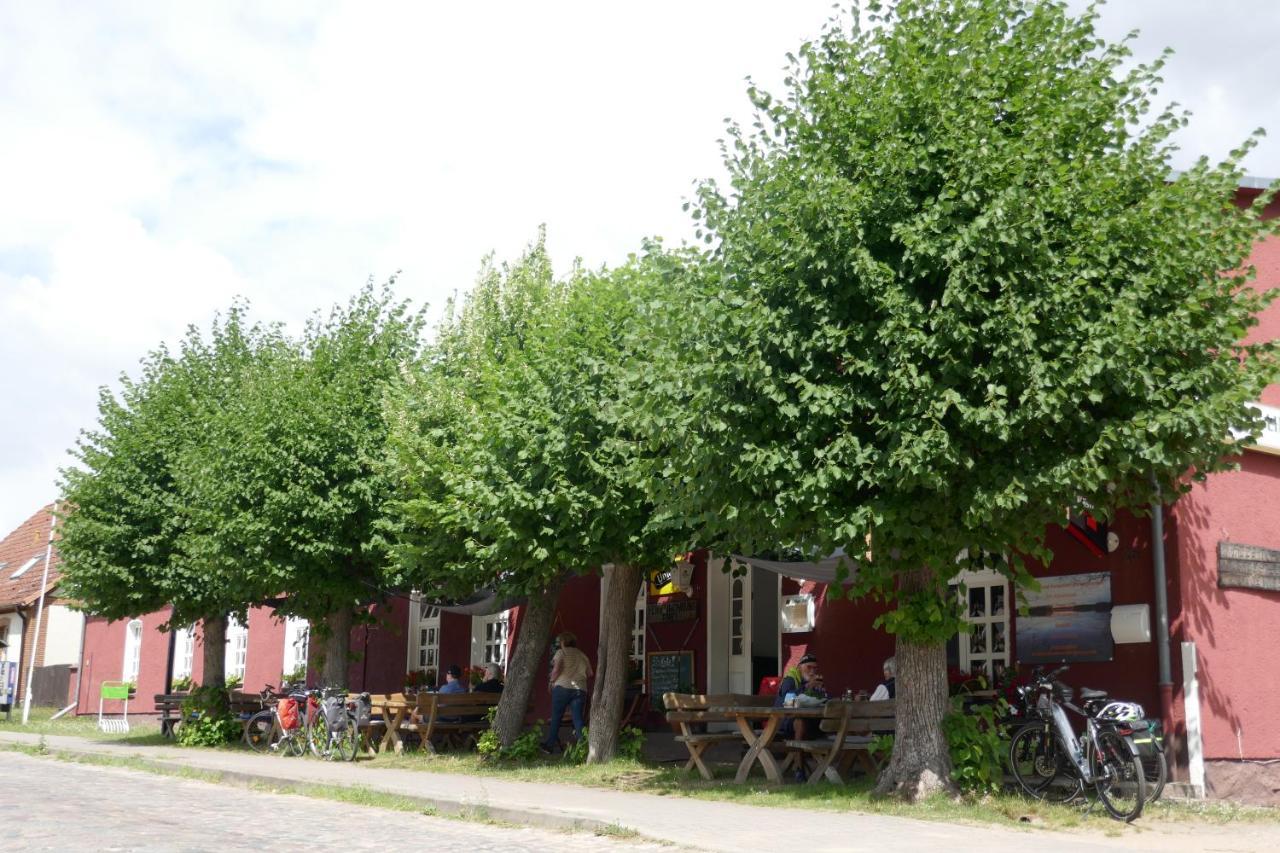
730;547;859;585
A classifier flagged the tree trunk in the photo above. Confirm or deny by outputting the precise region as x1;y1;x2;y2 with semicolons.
587;563;643;764
200;613;227;690
321;608;354;687
873;630;957;800
495;576;564;747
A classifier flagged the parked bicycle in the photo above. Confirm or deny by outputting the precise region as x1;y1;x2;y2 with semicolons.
244;682;310;756
1007;665;1147;822
307;686;360;762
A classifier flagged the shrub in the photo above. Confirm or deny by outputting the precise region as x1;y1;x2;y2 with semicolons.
477;709;546;762
562;726;644;764
941;696;1010;794
176;686;239;747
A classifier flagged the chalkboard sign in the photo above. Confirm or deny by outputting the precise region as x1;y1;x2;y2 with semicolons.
647;650;695;711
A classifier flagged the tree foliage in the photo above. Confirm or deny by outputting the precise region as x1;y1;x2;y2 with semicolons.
385;232;689;759
642;0;1277;795
59;306;285;684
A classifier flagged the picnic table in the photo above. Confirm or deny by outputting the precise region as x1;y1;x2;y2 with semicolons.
374;694;413;754
707;704;829;783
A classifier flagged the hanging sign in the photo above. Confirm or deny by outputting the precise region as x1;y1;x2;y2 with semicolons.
1218;541;1280;592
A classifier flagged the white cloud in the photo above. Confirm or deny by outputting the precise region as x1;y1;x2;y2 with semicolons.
1;0;1278;534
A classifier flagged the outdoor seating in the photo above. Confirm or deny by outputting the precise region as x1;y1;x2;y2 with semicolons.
401;691;501;753
663;692;773;780
154;690;264;739
783;699;896;784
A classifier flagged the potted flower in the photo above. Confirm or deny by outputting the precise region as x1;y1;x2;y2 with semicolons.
170;675;193;693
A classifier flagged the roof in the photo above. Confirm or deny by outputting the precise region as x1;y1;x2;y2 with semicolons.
0;504;61;610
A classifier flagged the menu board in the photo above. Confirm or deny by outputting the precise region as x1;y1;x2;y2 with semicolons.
1016;572;1113;663
647;650;695;711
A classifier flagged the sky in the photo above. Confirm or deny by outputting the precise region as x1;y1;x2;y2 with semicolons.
1;1;1278;535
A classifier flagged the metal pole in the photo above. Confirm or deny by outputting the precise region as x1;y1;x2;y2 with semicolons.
1149;476;1175;762
22;509;57;724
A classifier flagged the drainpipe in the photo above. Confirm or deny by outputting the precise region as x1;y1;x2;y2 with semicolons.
21;510;57;724
1149;477;1175;749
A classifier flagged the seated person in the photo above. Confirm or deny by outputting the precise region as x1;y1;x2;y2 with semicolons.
773;653;825;741
438;663;468;694
869;656;895;701
474;663;504;694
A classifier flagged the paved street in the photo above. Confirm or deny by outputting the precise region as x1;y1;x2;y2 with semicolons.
0;751;667;852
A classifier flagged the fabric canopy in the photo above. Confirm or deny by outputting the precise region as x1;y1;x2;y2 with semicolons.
729;547;859;584
428;588;526;616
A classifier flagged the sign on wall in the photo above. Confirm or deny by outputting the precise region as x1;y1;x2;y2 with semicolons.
0;661;16;706
647;650;695;710
1218;541;1280;592
648;598;697;624
1015;572;1113;664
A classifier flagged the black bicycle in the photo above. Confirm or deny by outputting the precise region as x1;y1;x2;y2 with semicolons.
1008;665;1147;822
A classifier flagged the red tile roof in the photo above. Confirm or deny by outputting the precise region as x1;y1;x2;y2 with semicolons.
0;504;61;609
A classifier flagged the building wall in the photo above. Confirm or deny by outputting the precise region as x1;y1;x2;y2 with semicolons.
76;611;171;715
783;578;895;698
242;606;287;693
1171;450;1280;761
344;598;410;693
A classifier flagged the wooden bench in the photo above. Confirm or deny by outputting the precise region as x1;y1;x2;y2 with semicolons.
154;690;265;739
784;699;896;784
401;692;501;753
663;692;774;780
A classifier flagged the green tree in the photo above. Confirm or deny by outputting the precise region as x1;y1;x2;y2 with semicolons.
386;233;687;760
59;306;284;689
182;283;425;686
651;0;1277;797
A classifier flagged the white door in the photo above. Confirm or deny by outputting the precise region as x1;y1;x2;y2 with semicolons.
727;569;752;694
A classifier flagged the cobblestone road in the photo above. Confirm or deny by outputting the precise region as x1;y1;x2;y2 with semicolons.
0;752;669;852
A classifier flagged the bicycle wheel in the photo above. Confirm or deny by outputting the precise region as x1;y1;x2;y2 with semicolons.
1093;731;1146;822
1141;748;1168;803
244;710;277;753
1009;723;1080;803
308;715;332;759
334;713;360;762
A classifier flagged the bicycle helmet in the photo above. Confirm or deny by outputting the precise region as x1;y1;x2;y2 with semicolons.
1096;700;1144;721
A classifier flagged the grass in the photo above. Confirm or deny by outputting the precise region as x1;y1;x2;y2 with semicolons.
0;705;168;745
364;748;1280;833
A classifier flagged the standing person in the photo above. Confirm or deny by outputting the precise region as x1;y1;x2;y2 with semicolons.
869;657;895;700
541;631;592;754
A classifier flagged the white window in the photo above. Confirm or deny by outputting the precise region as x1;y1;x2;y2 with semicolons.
412;599;441;673
471;610;509;669
123;619;143;682
172;626;195;680
226;615;248;681
282;617;309;679
631;587;646;677
955;569;1010;680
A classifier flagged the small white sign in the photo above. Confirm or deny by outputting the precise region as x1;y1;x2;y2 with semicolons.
1231;401;1280;456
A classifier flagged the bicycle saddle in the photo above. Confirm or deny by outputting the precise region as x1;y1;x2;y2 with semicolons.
1079;687;1107;700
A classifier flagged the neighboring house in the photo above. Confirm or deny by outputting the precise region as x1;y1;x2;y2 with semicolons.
0;504;84;709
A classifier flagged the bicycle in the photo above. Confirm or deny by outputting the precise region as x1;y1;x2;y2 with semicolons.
307;686;359;762
244;682;310;757
1008;665;1147;822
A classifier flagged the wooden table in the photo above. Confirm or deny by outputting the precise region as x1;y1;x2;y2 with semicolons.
376;697;413;754
707;704;827;784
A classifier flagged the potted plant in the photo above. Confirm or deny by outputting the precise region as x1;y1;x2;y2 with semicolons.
170;675;193;693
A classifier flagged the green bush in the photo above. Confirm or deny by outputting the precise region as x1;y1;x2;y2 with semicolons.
477;709;546;762
562;726;644;764
942;696;1010;794
176;686;239;747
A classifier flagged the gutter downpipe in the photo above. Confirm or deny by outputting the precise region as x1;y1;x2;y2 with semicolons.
21;509;57;724
1149;477;1175;754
